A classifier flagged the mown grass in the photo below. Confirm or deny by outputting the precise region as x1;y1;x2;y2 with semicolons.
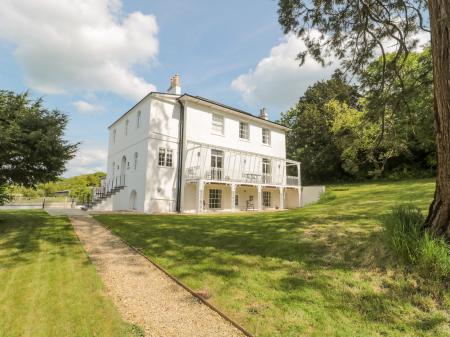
95;179;450;337
0;210;142;337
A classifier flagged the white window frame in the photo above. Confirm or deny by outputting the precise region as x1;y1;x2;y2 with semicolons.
239;121;249;140
158;148;173;167
209;189;222;209
166;149;173;167
134;152;138;169
212;113;224;135
136;111;141;129
158;148;166;166
262;191;271;207
262;128;271;145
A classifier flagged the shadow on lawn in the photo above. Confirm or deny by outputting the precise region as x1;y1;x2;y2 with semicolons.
98;210;387;274
0;210;77;269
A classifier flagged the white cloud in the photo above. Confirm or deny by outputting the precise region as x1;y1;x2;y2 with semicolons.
64;145;107;177
0;0;158;101
72;100;104;114
231;33;336;113
231;31;430;115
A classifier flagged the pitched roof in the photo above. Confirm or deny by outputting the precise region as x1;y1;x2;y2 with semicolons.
108;92;289;131
179;94;289;131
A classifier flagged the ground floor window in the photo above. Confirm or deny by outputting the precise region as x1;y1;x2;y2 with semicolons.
263;191;271;207
209;189;222;209
235;194;239;206
158;148;173;167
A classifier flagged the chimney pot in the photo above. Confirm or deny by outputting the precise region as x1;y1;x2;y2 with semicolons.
168;73;181;95
259;107;268;120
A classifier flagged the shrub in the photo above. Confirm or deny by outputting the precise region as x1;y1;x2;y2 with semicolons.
383;205;450;281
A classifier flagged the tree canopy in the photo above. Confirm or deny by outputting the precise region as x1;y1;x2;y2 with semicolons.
278;0;450;237
11;172;106;202
0;90;78;203
280;51;435;184
279;70;360;183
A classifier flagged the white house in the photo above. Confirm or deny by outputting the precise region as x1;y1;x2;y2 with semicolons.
92;74;303;213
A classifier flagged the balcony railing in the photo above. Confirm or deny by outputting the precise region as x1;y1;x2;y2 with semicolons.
184;141;301;187
186;168;300;186
286;176;299;186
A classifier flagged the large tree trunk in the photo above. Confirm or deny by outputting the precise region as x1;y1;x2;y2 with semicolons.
425;0;450;238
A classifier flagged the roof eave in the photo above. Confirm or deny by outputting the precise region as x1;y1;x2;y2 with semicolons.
107;92;180;129
178;94;290;131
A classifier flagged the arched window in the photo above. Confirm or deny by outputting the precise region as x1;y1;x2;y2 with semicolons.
125;119;129;136
136;111;141;128
134;152;138;169
113;129;116;143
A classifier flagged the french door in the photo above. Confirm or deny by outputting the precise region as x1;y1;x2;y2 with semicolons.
210;149;223;180
262;158;272;183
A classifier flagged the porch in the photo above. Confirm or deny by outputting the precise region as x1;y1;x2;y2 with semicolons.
182;181;301;213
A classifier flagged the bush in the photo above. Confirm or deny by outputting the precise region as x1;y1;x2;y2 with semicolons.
383;205;450;281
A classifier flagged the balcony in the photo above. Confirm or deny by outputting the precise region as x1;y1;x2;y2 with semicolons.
184;142;300;187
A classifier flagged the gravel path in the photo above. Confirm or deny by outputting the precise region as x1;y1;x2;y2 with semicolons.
70;216;245;337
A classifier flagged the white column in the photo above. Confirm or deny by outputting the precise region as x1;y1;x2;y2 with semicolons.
279;187;284;209
257;185;262;210
196;181;204;213
231;184;236;212
298;187;302;208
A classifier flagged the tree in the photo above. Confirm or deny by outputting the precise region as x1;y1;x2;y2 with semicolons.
361;49;435;173
0;90;78;203
278;0;450;238
328;99;408;178
279;70;360;183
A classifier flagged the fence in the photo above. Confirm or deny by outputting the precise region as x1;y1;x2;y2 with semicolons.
0;196;78;209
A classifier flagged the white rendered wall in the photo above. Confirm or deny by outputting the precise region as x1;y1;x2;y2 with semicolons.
106;98;151;211
184;102;286;159
144;96;181;213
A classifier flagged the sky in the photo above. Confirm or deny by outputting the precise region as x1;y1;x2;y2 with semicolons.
0;0;338;177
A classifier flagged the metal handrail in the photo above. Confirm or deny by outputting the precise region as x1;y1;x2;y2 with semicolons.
89;174;126;206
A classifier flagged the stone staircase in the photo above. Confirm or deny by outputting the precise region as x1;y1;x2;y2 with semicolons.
85;175;126;210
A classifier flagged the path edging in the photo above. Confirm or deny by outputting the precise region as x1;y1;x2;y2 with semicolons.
93;217;255;337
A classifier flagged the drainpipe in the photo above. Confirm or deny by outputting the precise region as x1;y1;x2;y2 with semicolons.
175;99;185;212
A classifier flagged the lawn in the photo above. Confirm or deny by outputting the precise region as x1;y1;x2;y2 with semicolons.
95;179;450;337
0;210;142;337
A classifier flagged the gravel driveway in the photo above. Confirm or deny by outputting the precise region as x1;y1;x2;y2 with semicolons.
70;215;245;337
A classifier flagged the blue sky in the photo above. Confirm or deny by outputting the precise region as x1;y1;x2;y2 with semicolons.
0;0;336;176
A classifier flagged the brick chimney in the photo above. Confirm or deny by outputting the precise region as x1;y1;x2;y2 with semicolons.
168;73;181;95
259;107;268;120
